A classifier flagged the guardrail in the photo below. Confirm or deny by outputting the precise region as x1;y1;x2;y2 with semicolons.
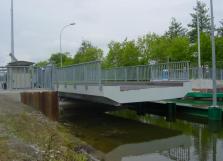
102;61;190;82
1;61;206;91
6;61;223;91
190;67;223;80
53;61;102;86
52;61;190;88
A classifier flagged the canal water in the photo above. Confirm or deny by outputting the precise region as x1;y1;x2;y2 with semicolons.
60;101;223;161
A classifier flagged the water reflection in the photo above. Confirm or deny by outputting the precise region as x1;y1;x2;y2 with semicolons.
106;135;190;161
60;101;223;161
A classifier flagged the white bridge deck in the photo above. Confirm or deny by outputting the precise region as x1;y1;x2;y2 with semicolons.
57;81;192;106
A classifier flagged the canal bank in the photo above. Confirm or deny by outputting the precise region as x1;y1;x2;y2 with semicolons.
0;92;89;161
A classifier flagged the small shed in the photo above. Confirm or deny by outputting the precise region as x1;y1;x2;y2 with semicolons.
7;61;34;89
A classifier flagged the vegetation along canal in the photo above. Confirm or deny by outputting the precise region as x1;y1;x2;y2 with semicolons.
60;100;223;161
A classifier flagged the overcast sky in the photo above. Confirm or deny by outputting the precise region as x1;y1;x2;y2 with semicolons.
0;0;222;65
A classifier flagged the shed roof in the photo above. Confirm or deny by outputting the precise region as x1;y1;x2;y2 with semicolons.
7;61;34;67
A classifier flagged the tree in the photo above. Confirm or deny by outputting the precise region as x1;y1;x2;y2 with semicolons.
35;61;48;68
217;20;223;37
165;17;187;38
188;1;211;42
137;33;159;64
215;36;223;66
149;36;171;62
166;36;193;62
198;33;211;64
197;31;223;68
103;39;141;68
148;35;193;63
121;40;142;66
49;52;73;67
103;41;123;68
73;41;103;64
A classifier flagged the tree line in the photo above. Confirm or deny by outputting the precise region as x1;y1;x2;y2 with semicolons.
36;1;223;69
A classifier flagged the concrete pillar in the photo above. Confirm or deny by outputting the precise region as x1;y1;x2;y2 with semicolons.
166;103;176;122
208;107;222;121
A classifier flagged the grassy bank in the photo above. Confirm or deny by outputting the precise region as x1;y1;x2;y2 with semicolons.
0;93;88;161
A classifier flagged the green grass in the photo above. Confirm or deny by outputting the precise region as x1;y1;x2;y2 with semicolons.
0;111;88;161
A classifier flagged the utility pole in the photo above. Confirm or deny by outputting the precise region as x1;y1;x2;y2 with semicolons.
206;0;221;121
10;0;15;62
210;0;217;107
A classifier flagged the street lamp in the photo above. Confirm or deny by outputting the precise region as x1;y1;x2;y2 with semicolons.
59;22;75;67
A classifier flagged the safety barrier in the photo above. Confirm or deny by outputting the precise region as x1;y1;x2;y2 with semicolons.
190;67;223;80
53;61;101;86
5;61;223;91
101;61;190;82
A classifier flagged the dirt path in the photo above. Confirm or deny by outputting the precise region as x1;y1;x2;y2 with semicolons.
0;92;88;161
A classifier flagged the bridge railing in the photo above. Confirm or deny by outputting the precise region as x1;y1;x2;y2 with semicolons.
150;61;190;81
33;66;53;89
102;61;190;82
102;65;151;82
53;61;102;86
190;67;223;80
53;61;190;88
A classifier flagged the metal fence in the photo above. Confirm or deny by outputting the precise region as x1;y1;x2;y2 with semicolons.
101;61;190;82
53;61;102;86
190;67;223;80
0;67;7;90
33;66;53;89
53;61;190;87
0;65;54;90
5;61;223;91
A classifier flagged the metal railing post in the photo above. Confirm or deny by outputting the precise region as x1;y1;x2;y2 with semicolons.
136;67;139;82
187;62;190;80
98;61;102;91
125;68;127;82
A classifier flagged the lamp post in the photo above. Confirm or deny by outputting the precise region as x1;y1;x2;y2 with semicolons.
59;22;75;67
196;0;202;78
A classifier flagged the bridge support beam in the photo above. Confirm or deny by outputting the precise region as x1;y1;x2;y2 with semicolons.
166;103;176;122
208;107;222;121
